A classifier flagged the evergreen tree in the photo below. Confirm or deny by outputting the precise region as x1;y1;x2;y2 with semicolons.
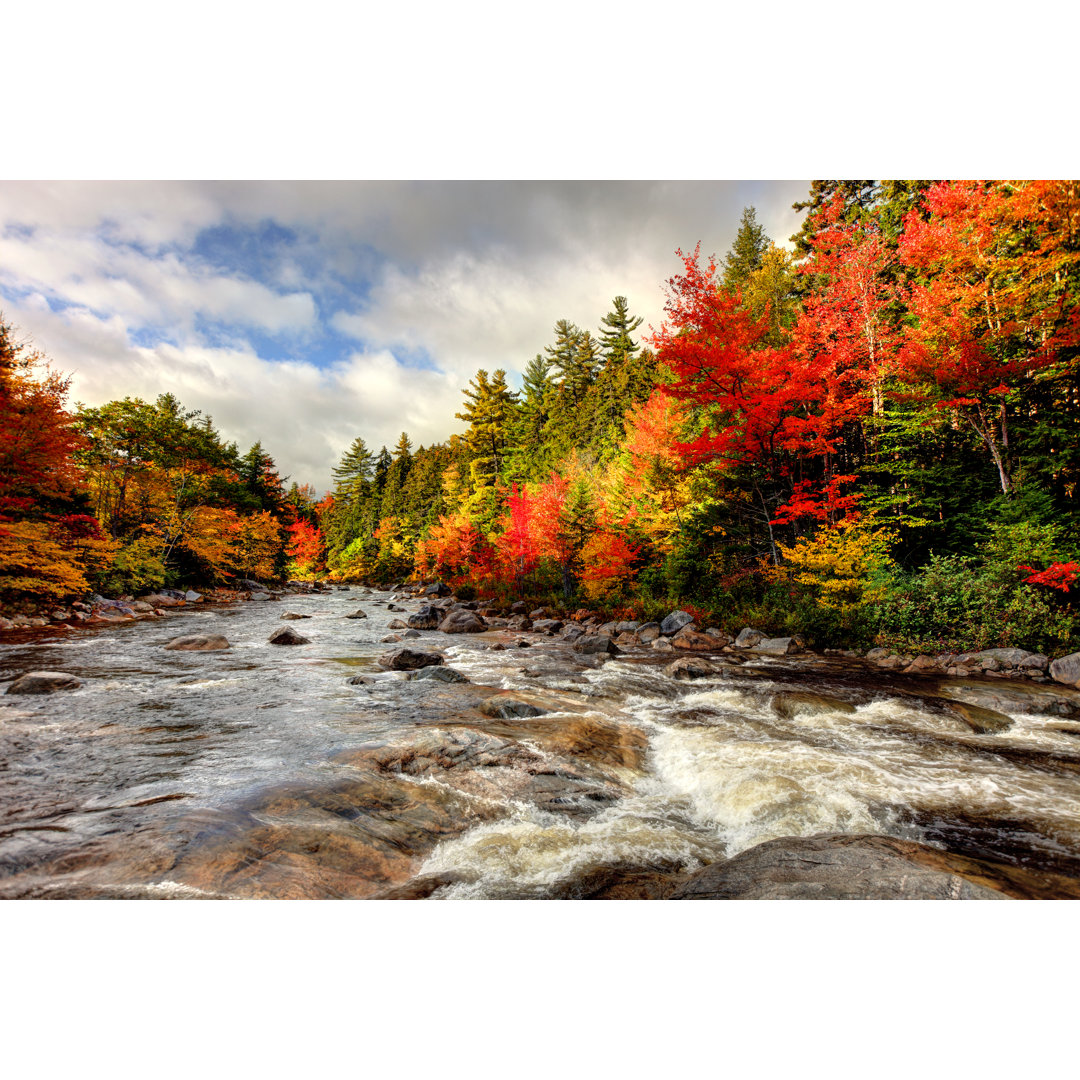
722;206;770;292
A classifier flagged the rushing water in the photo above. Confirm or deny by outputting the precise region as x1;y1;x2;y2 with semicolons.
2;588;1079;899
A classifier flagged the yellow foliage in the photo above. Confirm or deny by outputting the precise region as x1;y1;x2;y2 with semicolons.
233;511;283;579
777;516;894;611
0;521;93;601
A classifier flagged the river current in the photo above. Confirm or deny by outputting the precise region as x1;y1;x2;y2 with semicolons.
2;588;1079;899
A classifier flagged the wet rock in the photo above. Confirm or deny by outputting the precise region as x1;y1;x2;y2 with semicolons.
651;638;675;652
381;634;402;643
488;643;507;651
438;610;487;634
1050;651;1080;689
660;610;695;635
614;632;640;647
546;864;688;900
402;629;421;639
671;627;720;651
346;675;373;686
249;592;276;602
378;648;445;671
940;699;1014;734
344;609;368;620
479;694;548;719
751;636;802;656
532;619;564;634
406;605;442;630
279;612;312;620
409;666;470;684
138;592;185;607
637;622;660;643
560;624;585;642
734;627;765;649
904;655;943;674
268;626;311;646
574;635;620;656
666;657;722;681
670;834;1012;900
771;691;857;721
387;619;410;630
163;634;231;651
507;614;532;632
375;873;467;899
6;671;83;695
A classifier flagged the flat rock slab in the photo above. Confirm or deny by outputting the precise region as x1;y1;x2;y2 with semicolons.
479;694;548;719
670;834;1028;899
164;634;231;651
6;671;83;694
408;666;470;684
940;698;1013;734
279;612;312;620
750;636;802;656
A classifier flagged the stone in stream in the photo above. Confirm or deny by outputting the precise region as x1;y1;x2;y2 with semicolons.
637;622;661;643
378;647;445;671
666;657;722;681
6;671;83;695
163;634;231;651
771;691;857;721
750;636;802;656
346;675;373;686
574;635;620;656
660;610;695;636
479;694;548;719
671;627;721;651
407;606;442;630
734;627;765;649
268;626;311;646
387;619;410;630
408;666;470;684
940;699;1013;734
438;610;487;634
279;612;312;620
344;609;368;620
669;834;1013;900
532;619;564;634
1050;651;1080;689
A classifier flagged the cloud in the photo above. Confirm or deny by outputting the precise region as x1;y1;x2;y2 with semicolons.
0;180;814;489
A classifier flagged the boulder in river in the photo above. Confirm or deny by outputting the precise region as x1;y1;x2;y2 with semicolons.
771;691;856;721
344;609;368;620
378;648;445;671
438;610;487;634
407;606;442;630
268;626;311;646
163;634;231;651
480;693;549;719
660;610;695;636
666;657;722;681
669;834;1012;900
671;627;719;651
387;619;410;630
1050;651;1080;689
750;636;802;656
734;627;764;649
409;666;470;684
6;671;83;695
279;612;312;620
574;635;620;656
940;699;1013;734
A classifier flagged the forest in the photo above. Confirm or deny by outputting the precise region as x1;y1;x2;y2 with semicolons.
2;180;1078;654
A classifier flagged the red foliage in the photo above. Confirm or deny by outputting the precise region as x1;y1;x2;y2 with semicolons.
286;519;326;574
1018;562;1079;593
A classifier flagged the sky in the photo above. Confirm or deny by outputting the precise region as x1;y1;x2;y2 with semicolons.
0;180;810;492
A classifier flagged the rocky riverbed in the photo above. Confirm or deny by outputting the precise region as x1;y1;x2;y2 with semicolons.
2;583;1080;899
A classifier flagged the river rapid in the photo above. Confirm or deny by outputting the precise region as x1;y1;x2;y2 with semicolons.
2;587;1080;899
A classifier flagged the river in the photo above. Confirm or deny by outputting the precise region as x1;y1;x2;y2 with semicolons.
2;588;1079;899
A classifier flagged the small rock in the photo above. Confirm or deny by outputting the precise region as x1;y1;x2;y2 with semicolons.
344;609;368;620
666;657;721;680
479;695;548;719
346;675;373;686
6;671;82;694
387;619;410;630
268;626;311;645
279;612;312;620
163;634;230;651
